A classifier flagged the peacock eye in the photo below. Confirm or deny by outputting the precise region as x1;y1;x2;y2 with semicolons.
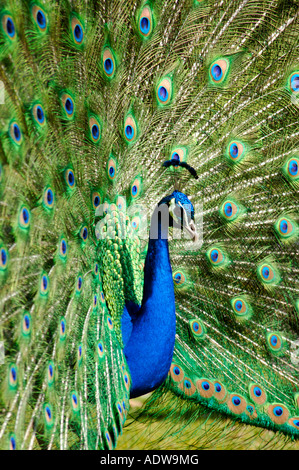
0;246;8;270
209;59;229;84
80;226;88;242
61;93;75;119
290;73;299;93
10;435;16;450
138;5;153;38
32;104;46;127
19;206;31;229
211;64;222;80
92;124;99;139
140;17;149;34
36;9;46;29
107;157;117;181
103;48;116;78
9;121;23;145
156;77;172;105
71;16;84;45
64;168;75;189
2;15;16;40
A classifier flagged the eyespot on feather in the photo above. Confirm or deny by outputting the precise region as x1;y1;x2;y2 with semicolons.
257;261;280;286
245;404;258;420
71;16;84;45
77;343;83;364
80;226;88;243
70;391;80;413
32;104;46;127
178;377;197;397
227;141;245;163
248;383;267;405
170;147;187;166
196;378;214;399
289;72;299;94
59;237;68;259
100;290;105;304
32;5;47;32
19;205;31;230
8;363;18;389
169;363;184;382
209;58;229;84
43;403;54;427
220;199;242;222
116;196;126;212
94;263;99;276
283;157;299;182
92;191;101;209
21;311;32;337
189;318;206;340
138;5;153;38
89;116;101;143
103;48;116;78
156;77;172;105
0;245;8;270
231;296;252;320
59;317;66;340
267;403;290;425
61;93;75;119
206;246;228;267
124;115;138;143
97;341;105;359
76;275;83;294
43;186;55;209
40;273;49;296
173;270;186;287
266;331;285;355
47;361;54;386
2;14;16;40
130;176;142;199
9;121;23;145
107;315;113;330
274;216;298;240
131;216;140;231
213;381;227;403
288;417;299;430
107;157;117;181
105;431;113;450
122;370;130;391
64;168;76;189
227;394;247;415
9;434;16;450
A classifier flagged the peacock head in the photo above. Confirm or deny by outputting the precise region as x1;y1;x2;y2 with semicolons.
158;190;198;242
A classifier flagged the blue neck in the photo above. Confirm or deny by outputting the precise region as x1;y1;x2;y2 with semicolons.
122;205;176;398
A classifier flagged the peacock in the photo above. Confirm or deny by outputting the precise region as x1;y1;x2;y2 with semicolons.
0;0;298;451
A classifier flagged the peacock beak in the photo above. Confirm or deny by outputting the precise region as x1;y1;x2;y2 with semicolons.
169;199;198;243
184;219;199;243
178;201;198;243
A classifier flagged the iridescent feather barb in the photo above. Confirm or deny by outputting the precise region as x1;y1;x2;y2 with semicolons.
0;0;299;451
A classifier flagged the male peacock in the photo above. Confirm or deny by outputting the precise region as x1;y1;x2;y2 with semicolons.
0;0;298;451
